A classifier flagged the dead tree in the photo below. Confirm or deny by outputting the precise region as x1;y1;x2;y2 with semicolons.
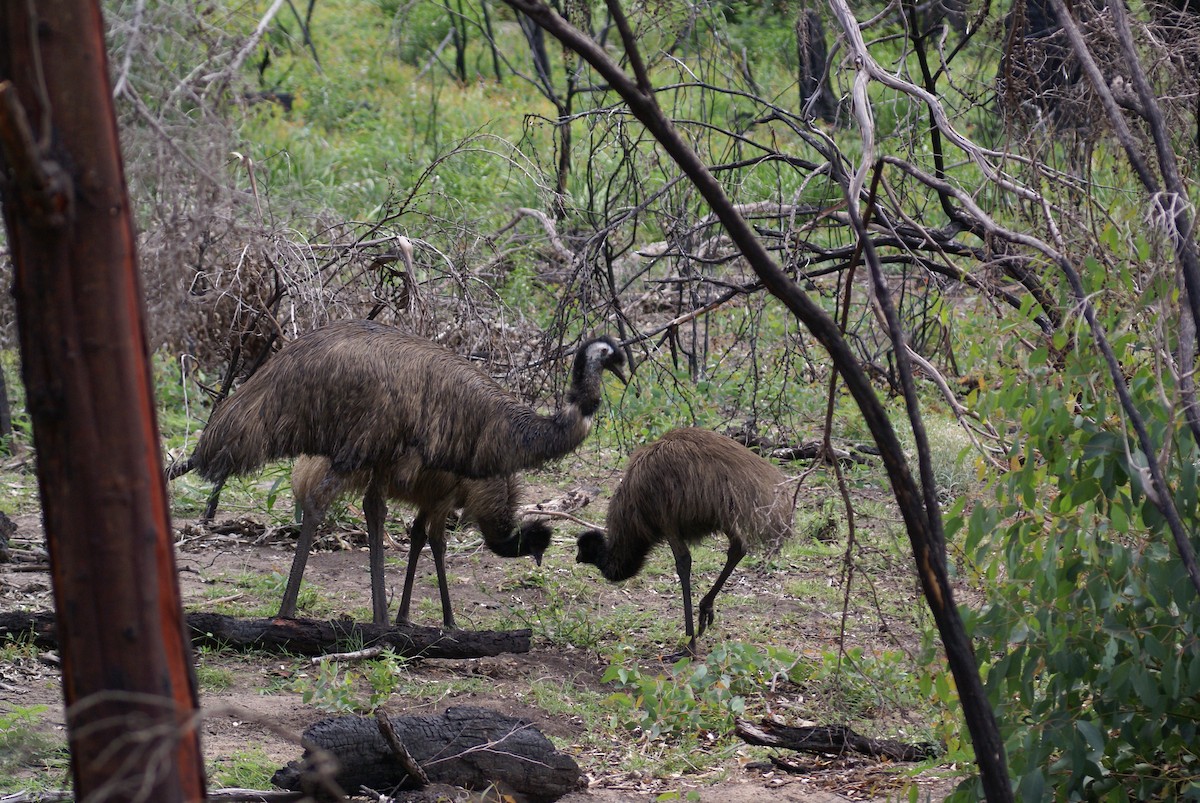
490;1;1012;799
796;7;837;123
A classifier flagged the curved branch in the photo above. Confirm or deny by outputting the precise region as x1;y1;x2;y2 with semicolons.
496;0;1012;799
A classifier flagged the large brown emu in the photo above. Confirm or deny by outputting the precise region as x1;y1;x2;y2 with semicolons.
287;455;551;627
184;320;626;624
576;427;794;656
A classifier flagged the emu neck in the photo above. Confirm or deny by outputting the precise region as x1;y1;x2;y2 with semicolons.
507;405;592;468
567;353;606;416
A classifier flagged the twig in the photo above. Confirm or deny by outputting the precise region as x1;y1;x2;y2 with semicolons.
374;709;430;787
201;0;289;86
517;507;605;531
310;646;384;666
415;30;456;81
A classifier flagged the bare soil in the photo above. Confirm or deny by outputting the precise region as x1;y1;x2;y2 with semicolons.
0;471;959;802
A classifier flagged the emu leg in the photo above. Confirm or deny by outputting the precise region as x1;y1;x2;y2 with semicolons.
696;539;746;640
363;480;390;626
668;539;697;656
426;515;456;630
201;480;224;524
396;512;430;626
279;492;328;619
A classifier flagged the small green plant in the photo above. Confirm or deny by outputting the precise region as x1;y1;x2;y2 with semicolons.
0;635;40;663
195;663;236;692
601;642;805;741
295;650;408;713
297;660;361;713
0;704;67;792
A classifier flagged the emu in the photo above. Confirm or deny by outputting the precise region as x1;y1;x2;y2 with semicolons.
287;454;551;628
186;320;626;624
576;427;794;656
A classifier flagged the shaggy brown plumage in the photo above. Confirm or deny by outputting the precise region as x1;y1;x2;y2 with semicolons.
191;320;626;484
286;455;551;627
186;320;624;625
576;427;794;655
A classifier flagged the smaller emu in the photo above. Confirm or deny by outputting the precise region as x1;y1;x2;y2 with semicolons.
576;428;794;656
287;454;551;628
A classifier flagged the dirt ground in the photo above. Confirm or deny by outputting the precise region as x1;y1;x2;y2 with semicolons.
1;479;959;803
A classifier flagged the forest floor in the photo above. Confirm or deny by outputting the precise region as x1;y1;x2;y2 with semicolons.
1;457;962;802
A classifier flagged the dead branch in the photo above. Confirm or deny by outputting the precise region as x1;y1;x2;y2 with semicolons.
0;788;306;802
374;709;430;787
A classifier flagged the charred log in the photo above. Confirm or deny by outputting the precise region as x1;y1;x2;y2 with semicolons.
735;718;942;762
272;706;581;802
0;611;531;659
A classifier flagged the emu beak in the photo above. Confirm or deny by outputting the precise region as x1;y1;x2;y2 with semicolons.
610;364;628;386
533;551;544;567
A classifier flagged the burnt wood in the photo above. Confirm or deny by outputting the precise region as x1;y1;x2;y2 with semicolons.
735;718;942;762
0;611;531;658
272;706;580;802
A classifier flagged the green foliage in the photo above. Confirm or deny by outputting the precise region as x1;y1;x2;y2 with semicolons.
948;316;1200;800
601;642;806;742
391;1;455;66
296;651;408;713
0;704;68;792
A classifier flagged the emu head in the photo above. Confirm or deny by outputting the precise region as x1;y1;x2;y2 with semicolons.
573;335;626;390
518;520;553;566
488;519;553;565
575;529;608;567
567;337;627;417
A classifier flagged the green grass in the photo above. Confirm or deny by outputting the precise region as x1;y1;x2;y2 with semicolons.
196;568;333;619
196;663;236;692
207;745;277;789
0;704;69;794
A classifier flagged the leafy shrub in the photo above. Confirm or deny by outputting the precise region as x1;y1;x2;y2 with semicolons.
601;642;804;741
949;317;1200;800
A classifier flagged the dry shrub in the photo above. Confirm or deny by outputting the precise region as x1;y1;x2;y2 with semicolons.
95;1;553;398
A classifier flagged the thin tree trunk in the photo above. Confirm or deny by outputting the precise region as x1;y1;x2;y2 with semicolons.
0;4;206;801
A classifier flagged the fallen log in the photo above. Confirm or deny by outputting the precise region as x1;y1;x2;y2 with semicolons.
0;611;531;659
735;718;942;762
272;706;581;802
729;433;873;465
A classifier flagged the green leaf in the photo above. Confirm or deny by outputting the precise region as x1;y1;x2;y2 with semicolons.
1077;720;1105;758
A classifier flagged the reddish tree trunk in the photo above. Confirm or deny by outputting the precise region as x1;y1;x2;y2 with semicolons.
0;4;206;802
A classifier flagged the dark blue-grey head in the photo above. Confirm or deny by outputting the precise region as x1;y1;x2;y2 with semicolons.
576;529;607;567
487;519;553;566
570;336;627;415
